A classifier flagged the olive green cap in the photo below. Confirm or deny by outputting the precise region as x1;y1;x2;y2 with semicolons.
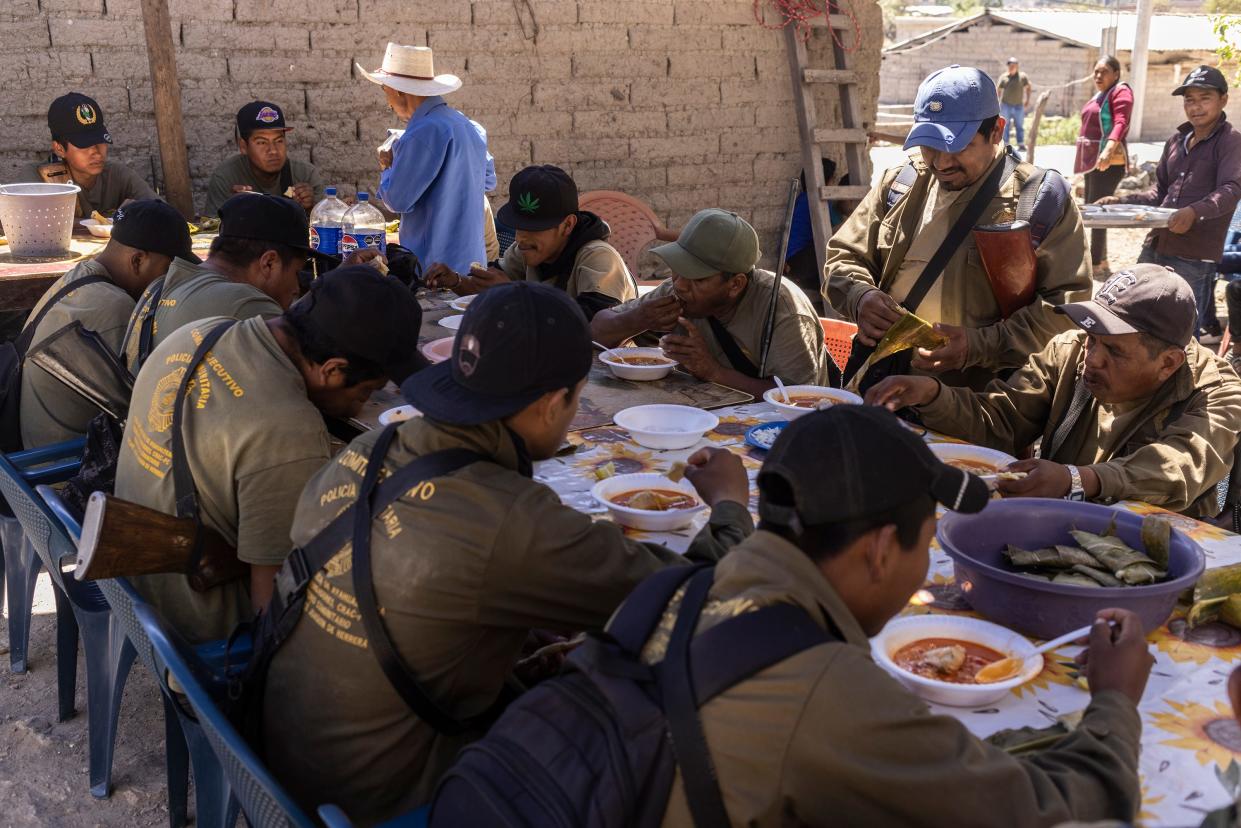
650;208;761;279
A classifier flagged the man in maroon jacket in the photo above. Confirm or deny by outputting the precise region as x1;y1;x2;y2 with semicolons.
1100;65;1241;346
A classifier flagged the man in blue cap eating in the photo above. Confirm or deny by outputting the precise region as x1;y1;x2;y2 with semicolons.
825;64;1090;391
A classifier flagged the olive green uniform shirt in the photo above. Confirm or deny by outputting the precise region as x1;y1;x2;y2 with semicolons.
19;260;132;448
825;151;1091;387
645;531;1143;828
614;270;830;385
499;239;638;305
918;330;1241;517
202;154;324;217
262;417;754;824
114;316;331;642
999;71;1032;106
121;257;283;373
22;158;157;215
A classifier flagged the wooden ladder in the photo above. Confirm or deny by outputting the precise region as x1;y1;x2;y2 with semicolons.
784;17;873;284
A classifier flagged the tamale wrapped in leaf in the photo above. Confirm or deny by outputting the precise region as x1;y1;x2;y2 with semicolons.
1140;516;1172;569
1068;529;1156;576
1004;544;1099;570
1116;562;1165;586
1220;595;1241;630
1194;563;1241;603
1052;571;1103;588
845;311;948;392
1069;564;1124;587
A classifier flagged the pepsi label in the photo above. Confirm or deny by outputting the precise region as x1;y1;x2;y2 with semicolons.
340;231;386;255
310;225;342;255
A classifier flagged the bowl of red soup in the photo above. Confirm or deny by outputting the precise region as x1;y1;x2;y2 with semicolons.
763;385;862;419
871;615;1043;706
600;347;677;381
591;472;705;532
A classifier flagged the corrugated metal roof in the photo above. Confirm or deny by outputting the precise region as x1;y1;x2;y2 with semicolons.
886;9;1219;53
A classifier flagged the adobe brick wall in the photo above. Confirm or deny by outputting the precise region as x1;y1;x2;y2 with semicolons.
0;0;883;268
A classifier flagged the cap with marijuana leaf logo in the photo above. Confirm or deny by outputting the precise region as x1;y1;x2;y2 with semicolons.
497;164;579;231
517;192;540;213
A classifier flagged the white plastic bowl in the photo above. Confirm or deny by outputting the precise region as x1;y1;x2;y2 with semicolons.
613;404;719;450
420;337;455;364
438;314;464;330
378;405;419;426
592;472;705;532
763;385;862;419
929;443;1018;474
449;295;476;312
870;615;1044;707
79;218;112;238
599;347;676;381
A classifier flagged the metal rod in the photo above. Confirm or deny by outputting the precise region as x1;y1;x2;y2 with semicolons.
759;178;801;377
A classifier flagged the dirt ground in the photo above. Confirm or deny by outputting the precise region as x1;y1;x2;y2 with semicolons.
0;575;173;827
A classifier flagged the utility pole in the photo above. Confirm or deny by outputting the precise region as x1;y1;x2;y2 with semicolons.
1129;0;1154;141
139;0;194;218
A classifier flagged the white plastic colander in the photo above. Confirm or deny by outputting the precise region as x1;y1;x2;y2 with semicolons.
0;183;81;257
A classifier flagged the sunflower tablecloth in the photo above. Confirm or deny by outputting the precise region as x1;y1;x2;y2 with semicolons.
534;401;1241;827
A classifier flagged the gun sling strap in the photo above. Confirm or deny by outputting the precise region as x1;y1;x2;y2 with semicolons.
15;275;110;358
169;319;238;579
269;423;491;735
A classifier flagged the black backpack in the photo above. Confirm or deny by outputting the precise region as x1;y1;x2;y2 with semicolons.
0;275;107;453
428;564;834;828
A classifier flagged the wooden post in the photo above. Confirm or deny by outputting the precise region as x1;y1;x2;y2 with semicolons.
139;0;194;218
1129;0;1154;141
1025;91;1051;165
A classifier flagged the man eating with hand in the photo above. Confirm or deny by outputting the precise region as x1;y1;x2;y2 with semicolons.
202;101;324;216
590;208;830;396
865;263;1241;518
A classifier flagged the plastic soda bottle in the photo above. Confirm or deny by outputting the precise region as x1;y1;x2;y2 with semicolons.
308;186;347;255
340;192;387;256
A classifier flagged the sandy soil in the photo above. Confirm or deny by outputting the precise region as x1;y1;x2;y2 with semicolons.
0;575;176;827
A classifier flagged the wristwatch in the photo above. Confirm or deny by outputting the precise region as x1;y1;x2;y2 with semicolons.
1064;465;1085;502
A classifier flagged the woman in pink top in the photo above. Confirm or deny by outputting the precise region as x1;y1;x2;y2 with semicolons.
1075;55;1133;278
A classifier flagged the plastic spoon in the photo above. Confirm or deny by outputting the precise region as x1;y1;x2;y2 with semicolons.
975;624;1093;684
773;375;791;404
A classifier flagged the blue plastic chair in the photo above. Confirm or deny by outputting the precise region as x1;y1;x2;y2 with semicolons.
318;804;430;827
137;601;318;828
39;485;242;828
0;446;133;799
0;437;84;675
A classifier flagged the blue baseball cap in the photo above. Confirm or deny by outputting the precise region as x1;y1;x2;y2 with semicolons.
904;65;999;154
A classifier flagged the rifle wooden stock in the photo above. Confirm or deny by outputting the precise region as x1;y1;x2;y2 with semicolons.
75;491;249;592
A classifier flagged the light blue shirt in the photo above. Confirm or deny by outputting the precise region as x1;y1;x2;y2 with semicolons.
378;97;487;273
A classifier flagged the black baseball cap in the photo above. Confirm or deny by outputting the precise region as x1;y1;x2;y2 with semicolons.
48;92;111;148
293;266;425;384
1173;65;1228;96
496;165;579;231
401;281;592;425
1058;263;1197;348
236;101;292;138
110;199;199;263
218;193;310;252
758;406;989;534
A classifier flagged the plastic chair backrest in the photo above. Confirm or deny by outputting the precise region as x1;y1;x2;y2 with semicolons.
136;602;317;828
0;450;108;613
578;190;667;276
819;318;857;372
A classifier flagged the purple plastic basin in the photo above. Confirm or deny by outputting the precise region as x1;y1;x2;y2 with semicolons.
936;498;1205;639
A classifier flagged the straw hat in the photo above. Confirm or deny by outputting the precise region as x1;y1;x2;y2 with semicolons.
356;43;462;97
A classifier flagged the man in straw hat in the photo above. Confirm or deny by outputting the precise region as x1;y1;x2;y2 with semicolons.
358;43;489;274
